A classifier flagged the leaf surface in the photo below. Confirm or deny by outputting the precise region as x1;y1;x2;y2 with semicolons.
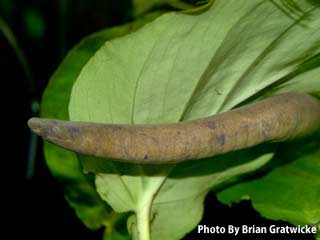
217;135;320;226
68;0;320;239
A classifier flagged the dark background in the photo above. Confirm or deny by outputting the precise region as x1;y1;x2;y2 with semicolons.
1;1;315;239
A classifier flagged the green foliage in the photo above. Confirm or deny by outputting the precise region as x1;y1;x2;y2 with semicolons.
218;134;320;226
23;9;45;39
67;0;320;239
79;147;272;239
40;0;320;239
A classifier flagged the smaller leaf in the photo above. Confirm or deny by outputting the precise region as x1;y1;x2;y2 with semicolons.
103;212;130;240
217;135;320;226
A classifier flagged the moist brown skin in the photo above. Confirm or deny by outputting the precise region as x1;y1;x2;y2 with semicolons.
28;92;320;163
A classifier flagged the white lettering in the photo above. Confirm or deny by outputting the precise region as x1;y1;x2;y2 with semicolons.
198;225;203;233
197;225;226;234
198;224;317;235
228;225;240;236
269;225;317;234
242;225;267;234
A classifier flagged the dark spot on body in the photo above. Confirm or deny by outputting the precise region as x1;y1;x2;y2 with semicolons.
144;155;148;160
207;121;216;130
43;128;52;138
67;126;81;138
216;134;226;146
68;126;80;134
110;126;124;132
243;124;249;130
139;132;159;144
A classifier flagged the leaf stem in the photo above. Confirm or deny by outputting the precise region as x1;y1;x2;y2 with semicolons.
136;200;152;240
135;167;173;240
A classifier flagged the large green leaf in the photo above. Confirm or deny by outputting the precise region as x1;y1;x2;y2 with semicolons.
68;0;320;239
41;12;162;233
217;134;320;226
80;145;273;239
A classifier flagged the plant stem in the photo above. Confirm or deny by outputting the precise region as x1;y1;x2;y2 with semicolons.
134;167;173;240
136;200;152;240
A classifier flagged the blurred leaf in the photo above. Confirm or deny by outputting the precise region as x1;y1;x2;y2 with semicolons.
23;9;45;39
103;212;130;240
41;12;162;231
217;134;320;226
0;16;33;87
0;0;14;19
69;0;320;239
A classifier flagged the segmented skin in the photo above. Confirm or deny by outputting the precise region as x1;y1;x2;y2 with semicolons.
28;93;320;163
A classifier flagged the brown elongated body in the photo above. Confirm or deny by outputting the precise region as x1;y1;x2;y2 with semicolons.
28;93;320;163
